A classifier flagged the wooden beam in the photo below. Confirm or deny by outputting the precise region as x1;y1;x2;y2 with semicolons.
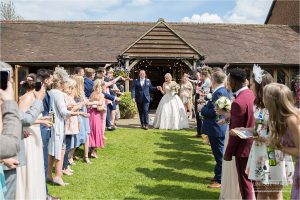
128;59;141;71
125;59;130;92
127;49;195;54
274;68;278;82
182;60;193;70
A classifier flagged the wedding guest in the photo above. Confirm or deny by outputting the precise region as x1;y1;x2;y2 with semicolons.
84;68;96;98
234;66;294;199
88;79;106;158
0;79;21;200
62;78;80;176
71;75;92;164
219;74;242;199
0;81;21;160
263;83;300;200
16;74;52;199
47;67;80;186
1;62;45;200
180;74;194;119
193;72;203;137
74;67;84;77
105;68;118;130
224;68;255;199
200;67;212;94
104;68;124;130
37;69;61;200
201;70;230;188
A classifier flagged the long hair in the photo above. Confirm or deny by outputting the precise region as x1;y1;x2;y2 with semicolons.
70;75;85;100
252;70;273;109
63;78;76;96
263;83;300;147
52;67;69;89
93;79;105;93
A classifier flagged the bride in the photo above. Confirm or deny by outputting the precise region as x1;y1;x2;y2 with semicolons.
153;73;189;130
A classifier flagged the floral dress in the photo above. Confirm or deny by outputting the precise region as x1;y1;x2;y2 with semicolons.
246;107;294;185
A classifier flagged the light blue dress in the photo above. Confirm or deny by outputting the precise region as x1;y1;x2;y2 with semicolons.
0;165;7;199
48;89;71;160
75;98;90;147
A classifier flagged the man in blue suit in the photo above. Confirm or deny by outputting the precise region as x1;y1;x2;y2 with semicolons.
131;70;159;130
201;70;230;189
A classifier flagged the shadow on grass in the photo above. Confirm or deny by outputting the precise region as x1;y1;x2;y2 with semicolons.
127;184;219;199
136;168;203;184
134;131;217;199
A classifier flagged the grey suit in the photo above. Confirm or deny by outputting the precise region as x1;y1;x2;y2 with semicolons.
4;99;43;200
0;100;21;160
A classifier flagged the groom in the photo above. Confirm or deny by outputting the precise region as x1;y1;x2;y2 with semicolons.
131;70;159;130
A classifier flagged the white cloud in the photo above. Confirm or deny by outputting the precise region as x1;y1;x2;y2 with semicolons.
181;0;273;24
225;0;273;24
12;0;123;20
181;12;223;23
128;0;152;6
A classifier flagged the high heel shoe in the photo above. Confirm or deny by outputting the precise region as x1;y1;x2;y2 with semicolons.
52;178;69;186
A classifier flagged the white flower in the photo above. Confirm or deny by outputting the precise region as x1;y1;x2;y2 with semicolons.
206;93;212;100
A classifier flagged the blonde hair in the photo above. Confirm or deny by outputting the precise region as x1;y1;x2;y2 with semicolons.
93;79;105;92
70;75;85;99
53;67;69;89
263;83;300;147
85;68;95;78
63;78;76;95
164;73;172;80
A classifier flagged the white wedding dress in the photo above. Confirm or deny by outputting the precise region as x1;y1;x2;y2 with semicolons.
153;82;189;130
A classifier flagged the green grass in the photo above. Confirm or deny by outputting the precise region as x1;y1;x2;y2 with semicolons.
48;128;291;199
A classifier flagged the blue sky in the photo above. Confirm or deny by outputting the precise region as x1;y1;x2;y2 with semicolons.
11;0;273;24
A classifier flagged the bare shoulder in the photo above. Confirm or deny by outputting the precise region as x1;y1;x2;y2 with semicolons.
287;115;300;127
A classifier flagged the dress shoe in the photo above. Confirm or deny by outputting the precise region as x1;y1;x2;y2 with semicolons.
208;181;221;188
141;124;144;129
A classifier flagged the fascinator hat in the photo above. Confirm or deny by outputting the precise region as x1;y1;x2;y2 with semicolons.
253;64;264;84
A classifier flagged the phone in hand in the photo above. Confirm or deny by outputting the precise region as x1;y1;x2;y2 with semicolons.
0;70;10;90
35;82;42;91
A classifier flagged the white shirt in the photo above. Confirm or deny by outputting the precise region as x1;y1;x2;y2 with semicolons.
212;85;225;94
234;86;248;97
140;78;145;86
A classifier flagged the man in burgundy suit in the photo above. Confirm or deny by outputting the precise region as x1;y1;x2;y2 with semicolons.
224;68;255;199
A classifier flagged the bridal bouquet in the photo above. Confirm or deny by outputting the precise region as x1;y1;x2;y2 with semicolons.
170;82;180;96
214;96;231;112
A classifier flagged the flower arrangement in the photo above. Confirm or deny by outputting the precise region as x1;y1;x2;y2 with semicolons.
170;82;180;96
214;96;231;112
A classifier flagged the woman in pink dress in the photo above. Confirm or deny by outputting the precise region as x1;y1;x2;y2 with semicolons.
88;79;106;158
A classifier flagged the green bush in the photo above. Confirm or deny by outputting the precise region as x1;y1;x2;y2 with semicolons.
119;92;138;119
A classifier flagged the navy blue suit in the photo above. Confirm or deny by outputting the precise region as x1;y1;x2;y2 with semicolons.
201;86;230;183
131;78;157;126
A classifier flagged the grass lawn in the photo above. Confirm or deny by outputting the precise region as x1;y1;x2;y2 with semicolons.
48;128;292;199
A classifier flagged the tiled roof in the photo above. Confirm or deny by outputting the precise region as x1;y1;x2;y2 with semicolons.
1;20;299;64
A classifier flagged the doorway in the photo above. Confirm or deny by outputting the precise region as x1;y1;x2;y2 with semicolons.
130;59;191;109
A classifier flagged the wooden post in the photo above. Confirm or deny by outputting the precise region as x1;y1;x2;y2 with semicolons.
193;60;197;71
125;59;130;92
274;68;278;83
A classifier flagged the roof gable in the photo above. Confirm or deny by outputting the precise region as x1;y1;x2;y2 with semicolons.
121;19;203;59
